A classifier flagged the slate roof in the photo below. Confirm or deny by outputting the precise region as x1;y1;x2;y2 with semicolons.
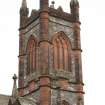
18;97;37;105
0;94;10;105
0;94;37;105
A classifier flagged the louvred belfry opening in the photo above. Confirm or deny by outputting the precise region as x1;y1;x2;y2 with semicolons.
27;36;37;74
52;32;71;71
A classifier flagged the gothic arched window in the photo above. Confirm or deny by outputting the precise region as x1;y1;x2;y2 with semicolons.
52;32;71;71
27;36;37;74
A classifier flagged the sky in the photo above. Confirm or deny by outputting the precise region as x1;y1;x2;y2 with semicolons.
0;0;105;105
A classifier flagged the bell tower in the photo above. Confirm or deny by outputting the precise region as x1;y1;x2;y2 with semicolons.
18;0;84;105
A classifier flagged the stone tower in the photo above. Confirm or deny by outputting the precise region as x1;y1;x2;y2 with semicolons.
18;0;84;105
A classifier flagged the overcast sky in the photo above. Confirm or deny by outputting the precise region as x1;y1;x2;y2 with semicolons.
0;0;105;105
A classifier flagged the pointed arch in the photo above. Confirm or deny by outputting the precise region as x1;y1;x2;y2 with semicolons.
27;35;38;75
52;31;71;71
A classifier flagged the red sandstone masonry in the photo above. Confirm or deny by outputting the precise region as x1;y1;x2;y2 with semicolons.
18;0;84;105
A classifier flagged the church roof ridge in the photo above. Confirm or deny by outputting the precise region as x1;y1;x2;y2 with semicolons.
0;94;10;97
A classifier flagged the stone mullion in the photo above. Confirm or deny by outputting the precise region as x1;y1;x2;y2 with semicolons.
30;50;32;73
59;37;64;70
59;40;63;70
29;53;31;74
60;37;65;70
26;52;29;75
62;38;68;71
62;43;64;70
33;45;35;71
66;38;71;72
35;45;38;71
64;45;68;71
32;46;34;72
57;39;60;70
60;37;64;70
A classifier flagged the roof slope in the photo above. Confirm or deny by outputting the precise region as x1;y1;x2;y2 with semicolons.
9;97;37;105
0;94;10;105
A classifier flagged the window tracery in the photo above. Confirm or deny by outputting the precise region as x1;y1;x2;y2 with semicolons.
27;36;37;74
52;32;71;71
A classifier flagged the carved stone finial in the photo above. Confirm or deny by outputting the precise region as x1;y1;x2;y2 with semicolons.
12;74;18;98
50;1;55;8
12;74;17;80
52;1;55;5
